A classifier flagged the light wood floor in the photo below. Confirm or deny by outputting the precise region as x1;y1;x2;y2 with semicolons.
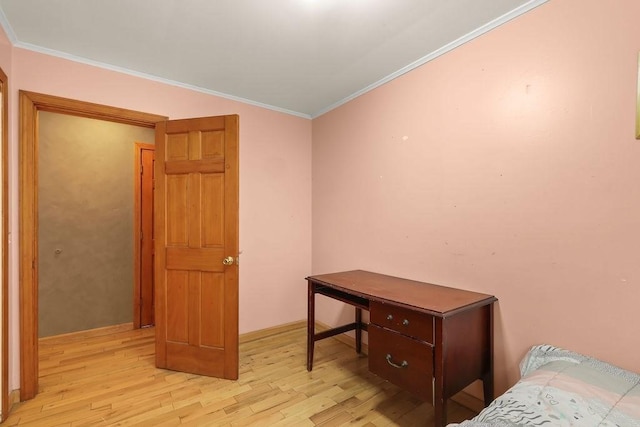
5;324;477;426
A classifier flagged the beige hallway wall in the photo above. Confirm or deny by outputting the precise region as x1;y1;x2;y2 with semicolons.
38;111;154;337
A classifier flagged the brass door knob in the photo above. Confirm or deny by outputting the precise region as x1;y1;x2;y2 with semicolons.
222;256;235;266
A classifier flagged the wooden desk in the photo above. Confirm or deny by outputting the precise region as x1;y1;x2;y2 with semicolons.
306;270;497;427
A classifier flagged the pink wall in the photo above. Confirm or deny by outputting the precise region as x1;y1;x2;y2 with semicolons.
312;0;640;395
1;31;312;391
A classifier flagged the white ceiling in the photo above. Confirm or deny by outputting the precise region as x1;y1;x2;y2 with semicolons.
0;0;546;118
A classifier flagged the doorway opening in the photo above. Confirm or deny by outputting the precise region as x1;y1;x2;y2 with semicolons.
37;112;155;337
19;91;167;400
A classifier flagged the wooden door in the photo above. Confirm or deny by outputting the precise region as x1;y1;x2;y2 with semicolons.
155;115;239;379
134;143;155;328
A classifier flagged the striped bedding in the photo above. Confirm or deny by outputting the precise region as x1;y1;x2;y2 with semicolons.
449;345;640;427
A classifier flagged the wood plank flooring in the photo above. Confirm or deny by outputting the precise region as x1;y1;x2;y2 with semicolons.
5;324;477;426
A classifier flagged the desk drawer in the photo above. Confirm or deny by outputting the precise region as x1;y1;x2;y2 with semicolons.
368;324;434;402
370;301;433;344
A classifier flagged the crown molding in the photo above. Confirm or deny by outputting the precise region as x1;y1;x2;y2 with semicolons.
0;0;549;121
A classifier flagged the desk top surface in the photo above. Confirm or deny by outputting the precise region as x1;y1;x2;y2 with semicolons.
307;270;496;315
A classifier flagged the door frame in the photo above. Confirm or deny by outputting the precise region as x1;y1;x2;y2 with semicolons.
0;67;9;421
133;142;155;329
19;91;166;400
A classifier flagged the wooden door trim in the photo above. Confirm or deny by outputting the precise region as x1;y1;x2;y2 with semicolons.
223;115;240;379
133;142;155;329
0;66;9;421
19;90;166;401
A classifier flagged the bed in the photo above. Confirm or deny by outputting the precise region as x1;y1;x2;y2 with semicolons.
449;344;640;427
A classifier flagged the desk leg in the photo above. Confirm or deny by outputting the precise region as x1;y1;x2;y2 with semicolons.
355;308;362;354
482;373;494;407
434;317;446;427
483;303;495;406
307;281;315;371
434;400;447;427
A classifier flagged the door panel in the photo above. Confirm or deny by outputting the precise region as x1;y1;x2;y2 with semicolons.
201;273;225;347
155;115;239;380
165;247;224;271
166;175;189;245
166;270;189;343
202;175;224;246
202;131;224;158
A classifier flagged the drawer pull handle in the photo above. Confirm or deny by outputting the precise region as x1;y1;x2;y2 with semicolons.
402;319;409;326
386;353;408;369
386;314;393;321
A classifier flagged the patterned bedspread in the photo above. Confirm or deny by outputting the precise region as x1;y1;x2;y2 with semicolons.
448;345;640;427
